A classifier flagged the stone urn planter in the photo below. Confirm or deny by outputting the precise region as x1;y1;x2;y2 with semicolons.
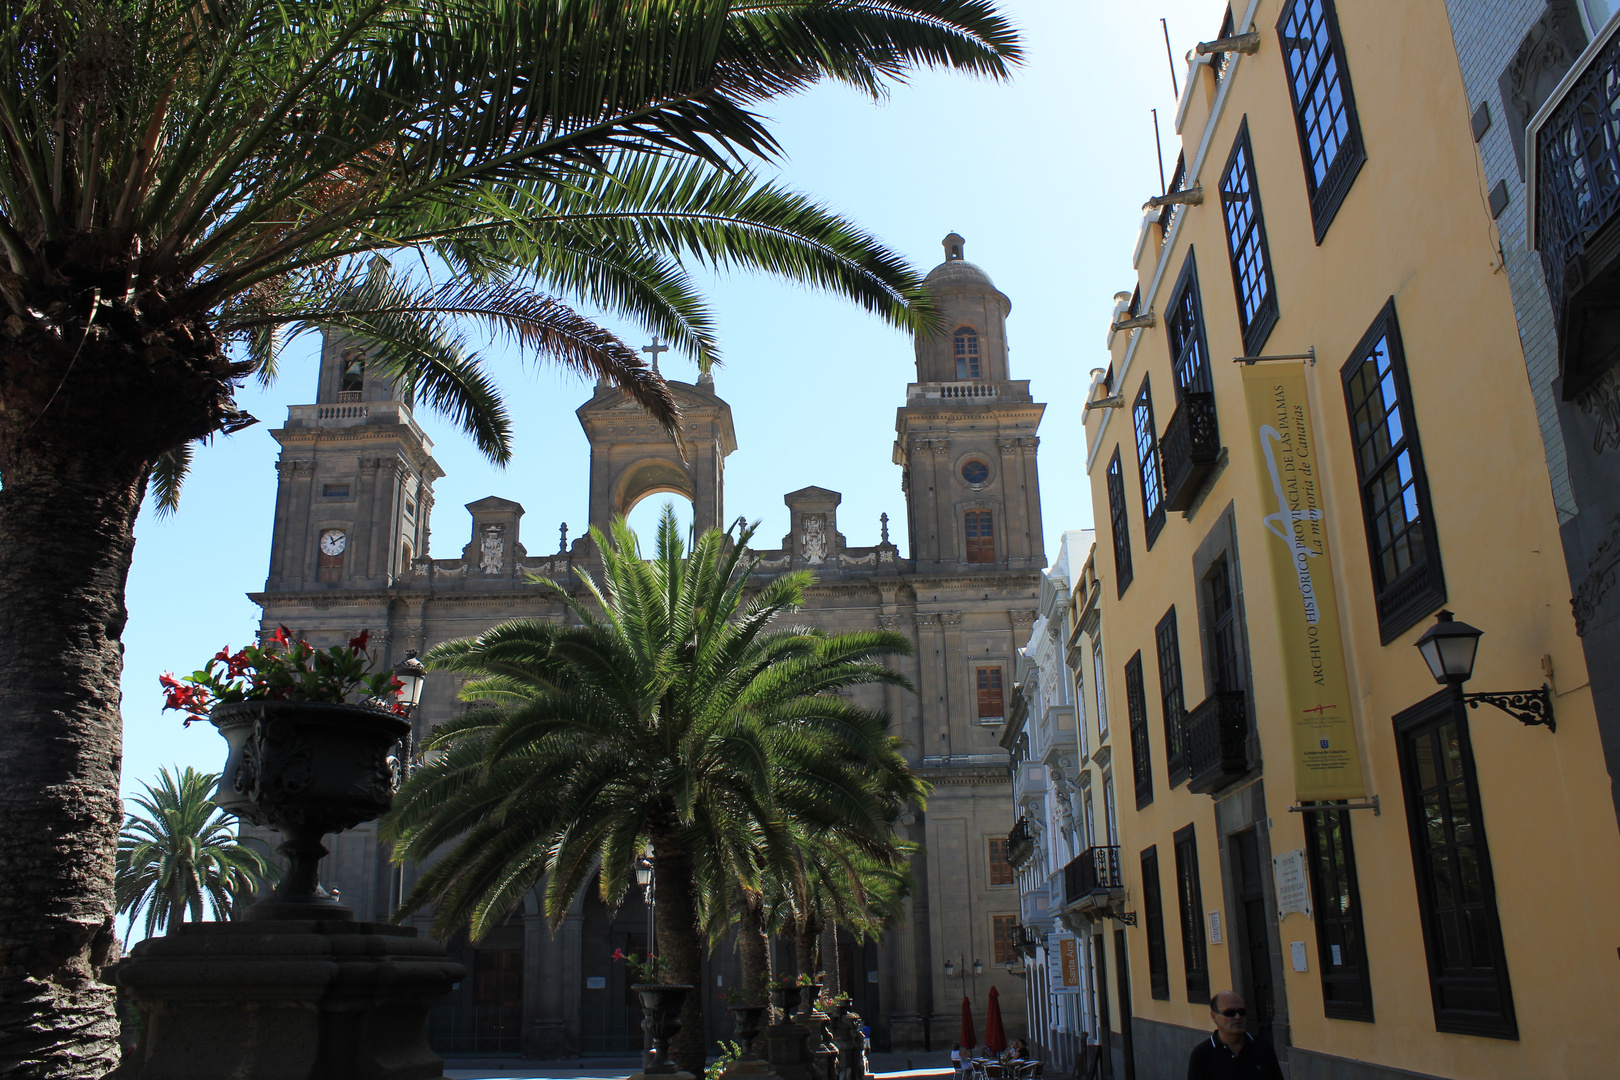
727;1003;768;1061
770;984;804;1015
633;983;694;1074
211;699;410;920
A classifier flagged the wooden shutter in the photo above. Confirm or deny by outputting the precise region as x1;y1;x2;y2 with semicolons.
977;667;1004;719
965;510;995;563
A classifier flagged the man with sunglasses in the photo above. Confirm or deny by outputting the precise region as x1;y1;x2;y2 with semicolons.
1186;991;1284;1079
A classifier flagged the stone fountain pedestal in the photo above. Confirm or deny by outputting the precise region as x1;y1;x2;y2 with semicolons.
108;919;464;1080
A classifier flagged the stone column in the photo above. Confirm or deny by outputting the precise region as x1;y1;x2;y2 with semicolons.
524;897;571;1059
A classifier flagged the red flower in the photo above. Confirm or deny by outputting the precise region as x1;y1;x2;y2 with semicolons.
612;949;626;961
349;629;370;652
271;625;291;645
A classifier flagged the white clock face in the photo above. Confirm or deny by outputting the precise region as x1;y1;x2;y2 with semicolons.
320;529;347;556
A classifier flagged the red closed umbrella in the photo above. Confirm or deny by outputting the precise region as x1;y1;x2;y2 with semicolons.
984;985;1007;1054
959;995;976;1051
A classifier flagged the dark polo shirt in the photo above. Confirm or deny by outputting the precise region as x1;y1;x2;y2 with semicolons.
1187;1032;1284;1080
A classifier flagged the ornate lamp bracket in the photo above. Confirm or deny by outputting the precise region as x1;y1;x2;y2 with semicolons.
1110;911;1138;927
1463;683;1556;732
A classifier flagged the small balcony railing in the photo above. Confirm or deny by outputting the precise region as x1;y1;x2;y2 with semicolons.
1161;391;1221;512
1186;690;1250;795
1062;845;1123;906
1531;21;1620;395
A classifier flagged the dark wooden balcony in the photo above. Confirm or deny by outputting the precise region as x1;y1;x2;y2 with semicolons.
1532;23;1620;399
1006;816;1034;868
1161;391;1220;512
1186;690;1250;795
1062;845;1123;905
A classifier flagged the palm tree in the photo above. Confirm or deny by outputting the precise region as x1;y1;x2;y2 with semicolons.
383;507;924;1073
115;767;277;945
0;1;1019;1069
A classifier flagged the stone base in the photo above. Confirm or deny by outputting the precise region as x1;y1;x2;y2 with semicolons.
885;1015;926;1052
717;1061;783;1080
109;919;464;1080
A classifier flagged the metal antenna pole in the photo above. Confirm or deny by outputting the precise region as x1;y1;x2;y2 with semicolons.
1161;18;1179;99
1152;109;1166;195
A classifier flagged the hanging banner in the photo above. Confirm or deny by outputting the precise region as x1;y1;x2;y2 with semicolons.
1047;934;1081;993
1241;365;1366;801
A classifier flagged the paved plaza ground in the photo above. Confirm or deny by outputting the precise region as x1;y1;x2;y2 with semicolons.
445;1049;957;1080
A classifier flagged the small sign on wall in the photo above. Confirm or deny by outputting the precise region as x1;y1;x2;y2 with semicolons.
1290;942;1308;972
1207;911;1223;945
1272;849;1312;921
585;976;607;989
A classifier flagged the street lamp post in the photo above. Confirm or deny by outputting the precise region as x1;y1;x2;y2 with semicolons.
1413;611;1556;731
944;955;983;1000
636;854;655;957
390;650;427;911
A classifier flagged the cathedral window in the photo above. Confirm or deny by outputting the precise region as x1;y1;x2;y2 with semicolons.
322;483;350;499
976;666;1005;721
964;510;995;563
1277;0;1365;242
954;327;981;379
1220;120;1279;355
961;459;990;486
1106;450;1133;597
991;914;1019;964
1133;379;1165;546
988;838;1014;886
339;347;365;397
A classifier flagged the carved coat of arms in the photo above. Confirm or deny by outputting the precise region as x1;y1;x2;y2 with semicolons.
479;524;505;575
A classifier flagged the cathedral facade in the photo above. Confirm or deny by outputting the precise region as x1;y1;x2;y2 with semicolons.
251;236;1048;1058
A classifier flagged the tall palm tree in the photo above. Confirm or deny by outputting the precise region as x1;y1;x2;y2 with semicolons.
0;1;1019;1070
114;767;277;945
384;508;923;1073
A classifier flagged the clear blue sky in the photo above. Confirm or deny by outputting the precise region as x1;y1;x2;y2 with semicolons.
120;0;1229;798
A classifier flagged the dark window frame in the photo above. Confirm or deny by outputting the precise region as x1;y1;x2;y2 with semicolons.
1173;824;1209;1003
1276;0;1367;243
991;914;1019;965
1155;607;1188;786
1125;652;1153;810
1340;300;1446;644
1133;378;1167;547
1166;251;1213;398
1140;846;1171;1000
1204;556;1243;693
1219;119;1280;355
1303;807;1375;1021
1106;449;1134;598
1394;691;1517;1040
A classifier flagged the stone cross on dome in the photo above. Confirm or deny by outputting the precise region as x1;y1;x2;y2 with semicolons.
641;336;669;374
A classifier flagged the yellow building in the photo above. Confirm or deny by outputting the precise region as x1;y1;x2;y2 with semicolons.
1074;2;1620;1078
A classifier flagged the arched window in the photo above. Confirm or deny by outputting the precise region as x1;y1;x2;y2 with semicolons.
954;327;981;379
338;347;365;397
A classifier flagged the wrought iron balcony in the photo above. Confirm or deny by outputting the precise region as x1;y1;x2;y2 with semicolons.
1014;923;1041;957
1060;846;1125;926
1160;391;1221;512
1531;21;1620;399
1186;690;1250;795
1007;816;1034;867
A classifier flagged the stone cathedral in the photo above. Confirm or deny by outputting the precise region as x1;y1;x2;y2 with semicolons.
253;236;1047;1058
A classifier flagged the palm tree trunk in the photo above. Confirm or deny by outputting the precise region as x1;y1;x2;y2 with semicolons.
0;440;149;1076
651;833;705;1076
739;894;769;1003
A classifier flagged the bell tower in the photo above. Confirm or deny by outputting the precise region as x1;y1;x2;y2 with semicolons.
894;235;1045;570
264;330;443;592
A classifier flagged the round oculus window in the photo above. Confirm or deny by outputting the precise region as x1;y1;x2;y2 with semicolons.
961;460;990;485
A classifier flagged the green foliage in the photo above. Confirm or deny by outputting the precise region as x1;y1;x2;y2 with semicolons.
382;505;925;939
1;0;1022;501
709;1039;745;1076
115;767;279;944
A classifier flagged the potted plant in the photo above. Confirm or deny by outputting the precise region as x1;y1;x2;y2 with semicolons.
719;986;767;1061
823;991;852;1021
614;949;693;1073
160;627;413;920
